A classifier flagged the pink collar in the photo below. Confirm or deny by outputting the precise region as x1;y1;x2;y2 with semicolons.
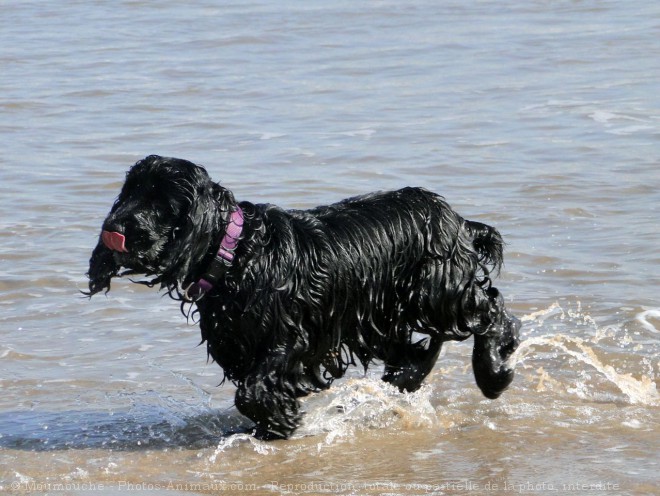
215;207;244;263
187;207;244;298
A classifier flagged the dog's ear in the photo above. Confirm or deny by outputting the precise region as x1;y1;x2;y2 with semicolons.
158;178;237;289
211;181;236;214
85;238;120;296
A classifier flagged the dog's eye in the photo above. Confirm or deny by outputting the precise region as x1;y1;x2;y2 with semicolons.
172;227;181;239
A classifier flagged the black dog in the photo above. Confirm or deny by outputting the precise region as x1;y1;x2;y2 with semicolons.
87;155;520;439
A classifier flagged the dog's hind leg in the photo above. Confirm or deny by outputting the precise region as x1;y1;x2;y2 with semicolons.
294;363;331;397
381;335;443;392
471;288;521;399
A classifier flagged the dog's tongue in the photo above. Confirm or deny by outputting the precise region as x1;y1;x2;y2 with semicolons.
102;231;128;253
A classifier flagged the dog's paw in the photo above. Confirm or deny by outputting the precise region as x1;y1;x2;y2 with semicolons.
499;314;521;363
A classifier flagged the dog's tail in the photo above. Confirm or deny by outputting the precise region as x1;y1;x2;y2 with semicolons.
465;220;504;275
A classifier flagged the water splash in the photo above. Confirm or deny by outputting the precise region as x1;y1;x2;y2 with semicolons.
296;377;436;447
519;301;563;323
508;303;659;406
510;334;658;405
208;434;279;463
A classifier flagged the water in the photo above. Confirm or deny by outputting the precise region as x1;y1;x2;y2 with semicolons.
1;0;658;494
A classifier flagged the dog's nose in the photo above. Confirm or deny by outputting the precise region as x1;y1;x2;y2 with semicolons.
102;231;128;253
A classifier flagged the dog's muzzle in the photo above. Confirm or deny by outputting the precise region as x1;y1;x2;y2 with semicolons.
102;231;128;253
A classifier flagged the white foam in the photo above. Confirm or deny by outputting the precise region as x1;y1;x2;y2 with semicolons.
208;434;278;463
339;129;376;138
636;309;660;333
589;110;647;124
14;472;33;484
607;125;655;135
259;132;287;140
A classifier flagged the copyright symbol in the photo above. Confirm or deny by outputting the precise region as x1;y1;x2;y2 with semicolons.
11;482;21;490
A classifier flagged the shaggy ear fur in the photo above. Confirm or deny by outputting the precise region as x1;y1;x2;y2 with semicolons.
85;239;119;296
158;179;236;294
464;220;504;273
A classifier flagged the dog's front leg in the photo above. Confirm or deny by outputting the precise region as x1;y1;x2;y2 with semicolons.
381;336;444;393
235;354;302;440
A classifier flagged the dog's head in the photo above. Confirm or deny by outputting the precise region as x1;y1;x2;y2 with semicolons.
86;155;235;296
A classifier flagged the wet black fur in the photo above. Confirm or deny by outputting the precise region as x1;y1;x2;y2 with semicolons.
87;155;520;439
